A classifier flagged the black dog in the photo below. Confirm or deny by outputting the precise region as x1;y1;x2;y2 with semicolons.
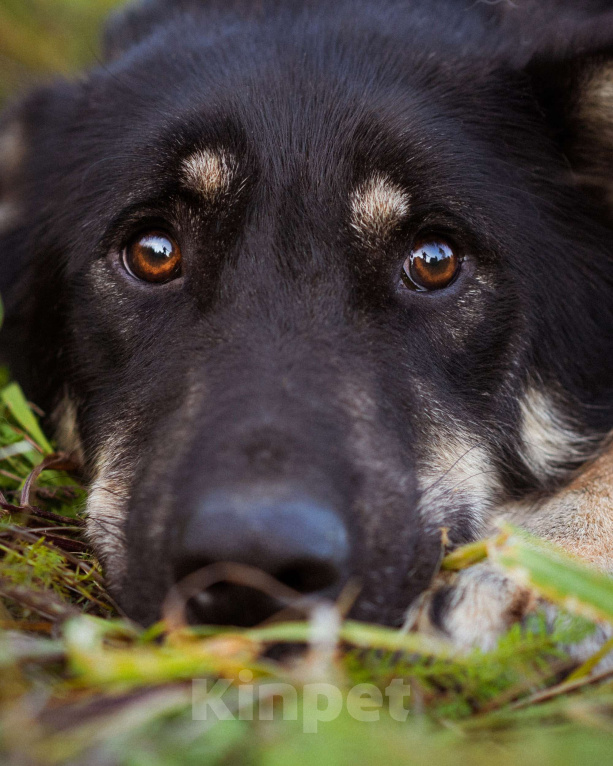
1;0;612;645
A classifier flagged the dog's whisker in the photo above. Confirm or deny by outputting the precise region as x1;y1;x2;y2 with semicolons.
419;444;487;496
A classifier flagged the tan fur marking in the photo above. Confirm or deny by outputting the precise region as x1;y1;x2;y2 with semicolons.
508;443;613;570
581;64;613;144
85;441;130;585
51;393;84;465
417;434;499;535
182;148;234;200
576;64;613;208
520;387;595;482
350;174;410;245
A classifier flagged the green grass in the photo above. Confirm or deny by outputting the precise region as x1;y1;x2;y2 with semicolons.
1;4;613;764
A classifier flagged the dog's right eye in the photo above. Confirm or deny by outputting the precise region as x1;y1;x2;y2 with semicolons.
123;232;183;283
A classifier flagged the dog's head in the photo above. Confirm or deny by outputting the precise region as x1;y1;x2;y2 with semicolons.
1;0;612;626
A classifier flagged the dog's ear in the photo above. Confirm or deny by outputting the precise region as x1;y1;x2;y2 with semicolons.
103;0;171;60
0;83;75;298
524;8;613;215
103;0;207;61
0;83;77;393
102;0;262;61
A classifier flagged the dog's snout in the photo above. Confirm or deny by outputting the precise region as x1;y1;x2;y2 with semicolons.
172;490;350;621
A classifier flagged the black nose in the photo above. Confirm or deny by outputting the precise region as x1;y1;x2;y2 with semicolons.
171;489;350;624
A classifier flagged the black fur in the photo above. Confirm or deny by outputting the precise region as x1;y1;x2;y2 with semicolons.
1;0;612;627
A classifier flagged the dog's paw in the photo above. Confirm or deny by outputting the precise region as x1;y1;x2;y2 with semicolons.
413;564;537;652
413;564;613;669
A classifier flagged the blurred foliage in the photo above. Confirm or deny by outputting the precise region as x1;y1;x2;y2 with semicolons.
0;0;123;103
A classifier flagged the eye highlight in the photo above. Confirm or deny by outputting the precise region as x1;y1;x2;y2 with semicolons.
401;238;461;292
123;232;182;284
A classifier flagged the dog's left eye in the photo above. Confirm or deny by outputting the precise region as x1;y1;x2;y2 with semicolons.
123;232;183;283
401;238;460;292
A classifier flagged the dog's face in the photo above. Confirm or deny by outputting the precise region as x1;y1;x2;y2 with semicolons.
1;0;612;627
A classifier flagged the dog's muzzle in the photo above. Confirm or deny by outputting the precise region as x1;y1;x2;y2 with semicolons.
170;485;351;625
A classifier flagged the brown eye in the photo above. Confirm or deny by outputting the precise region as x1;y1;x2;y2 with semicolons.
124;231;182;283
402;238;460;291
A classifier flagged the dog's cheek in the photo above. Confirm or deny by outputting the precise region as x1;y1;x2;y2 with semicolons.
85;438;132;589
416;433;501;544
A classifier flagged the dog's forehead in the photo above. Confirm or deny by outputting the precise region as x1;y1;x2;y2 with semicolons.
65;21;522;267
78;14;519;230
181;143;411;240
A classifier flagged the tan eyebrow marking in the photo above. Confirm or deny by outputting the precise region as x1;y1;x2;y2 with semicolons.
581;64;613;136
350;174;410;245
182;148;235;200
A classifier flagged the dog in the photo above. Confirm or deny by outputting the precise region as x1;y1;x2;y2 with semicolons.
0;0;612;649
